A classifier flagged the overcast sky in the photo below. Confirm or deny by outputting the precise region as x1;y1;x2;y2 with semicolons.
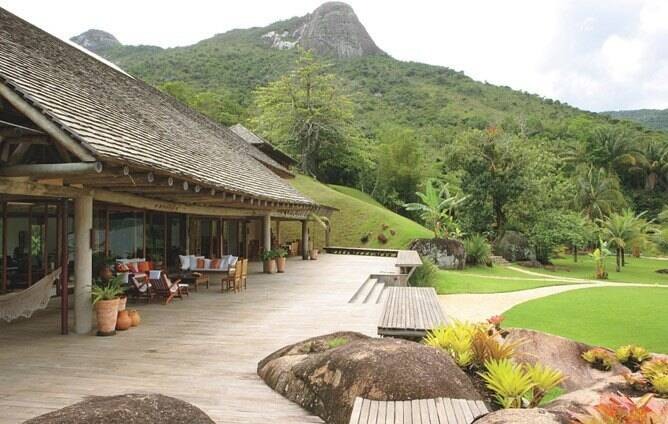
1;0;667;112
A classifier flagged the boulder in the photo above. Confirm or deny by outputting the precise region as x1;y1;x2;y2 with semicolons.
547;375;628;417
258;332;482;424
494;230;532;262
409;238;466;269
475;408;564;424
24;393;214;424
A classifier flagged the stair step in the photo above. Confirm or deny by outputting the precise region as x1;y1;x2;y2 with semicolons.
364;281;386;304
349;278;378;303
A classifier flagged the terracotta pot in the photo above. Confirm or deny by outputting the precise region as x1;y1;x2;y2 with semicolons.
263;259;277;274
116;310;132;331
95;298;119;336
309;249;319;260
117;295;127;311
98;266;113;282
128;309;141;327
276;257;287;273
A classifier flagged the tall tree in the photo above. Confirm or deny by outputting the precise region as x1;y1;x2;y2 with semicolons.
588;127;639;175
598;209;648;271
629;140;668;191
574;167;625;221
251;51;360;183
403;179;467;238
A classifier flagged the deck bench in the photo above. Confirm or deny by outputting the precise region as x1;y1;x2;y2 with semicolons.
349;397;489;424
395;250;422;280
378;286;448;339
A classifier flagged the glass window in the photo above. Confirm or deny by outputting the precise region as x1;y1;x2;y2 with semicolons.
92;208;107;255
146;212;165;263
109;211;144;259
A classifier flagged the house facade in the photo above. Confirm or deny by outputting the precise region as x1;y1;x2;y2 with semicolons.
0;8;327;334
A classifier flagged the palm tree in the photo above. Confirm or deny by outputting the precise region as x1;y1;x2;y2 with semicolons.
404;179;467;238
628;141;668;191
590;127;640;174
574;167;625;221
598;209;651;271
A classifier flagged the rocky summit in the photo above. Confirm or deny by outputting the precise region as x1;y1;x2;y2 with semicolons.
70;29;121;54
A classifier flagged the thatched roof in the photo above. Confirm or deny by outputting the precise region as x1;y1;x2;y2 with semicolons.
0;8;313;206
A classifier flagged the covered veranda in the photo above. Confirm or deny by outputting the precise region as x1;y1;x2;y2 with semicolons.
0;254;396;423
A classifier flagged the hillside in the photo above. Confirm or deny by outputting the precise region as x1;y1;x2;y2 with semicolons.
604;109;668;131
282;175;432;249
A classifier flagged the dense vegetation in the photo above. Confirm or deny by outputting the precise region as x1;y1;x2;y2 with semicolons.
93;19;668;257
605;109;668;132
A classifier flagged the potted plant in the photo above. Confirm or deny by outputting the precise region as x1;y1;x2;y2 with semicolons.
92;253;115;282
309;247;319;260
261;250;277;274
92;277;125;336
276;248;288;273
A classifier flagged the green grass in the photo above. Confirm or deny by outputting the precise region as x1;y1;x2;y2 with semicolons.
434;266;577;294
283;175;432;249
503;287;668;353
525;256;668;285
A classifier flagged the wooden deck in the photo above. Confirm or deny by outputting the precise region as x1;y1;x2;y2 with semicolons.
349;397;489;424
324;246;399;257
395;250;422;268
0;254;396;424
378;287;448;338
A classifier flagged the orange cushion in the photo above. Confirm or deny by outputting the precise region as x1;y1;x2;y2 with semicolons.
137;261;150;272
116;263;129;272
196;258;205;269
211;259;221;269
128;263;139;273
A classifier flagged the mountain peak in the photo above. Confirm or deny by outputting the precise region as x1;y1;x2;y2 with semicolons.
70;29;121;54
262;2;385;59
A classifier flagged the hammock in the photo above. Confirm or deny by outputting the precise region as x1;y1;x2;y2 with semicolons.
0;268;61;322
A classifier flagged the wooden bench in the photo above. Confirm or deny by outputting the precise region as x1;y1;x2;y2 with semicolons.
395;250;422;279
323;246;399;257
378;287;448;338
349;397;489;424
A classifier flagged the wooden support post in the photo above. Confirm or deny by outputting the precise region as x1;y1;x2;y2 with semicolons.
43;204;48;277
301;220;309;260
185;214;190;255
27;205;32;286
263;214;271;253
60;199;69;335
276;220;281;246
74;195;93;334
1;201;6;292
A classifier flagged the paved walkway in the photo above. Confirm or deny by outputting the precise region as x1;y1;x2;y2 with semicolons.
0;254;395;424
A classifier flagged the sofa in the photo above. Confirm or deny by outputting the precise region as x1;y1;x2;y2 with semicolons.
178;255;238;273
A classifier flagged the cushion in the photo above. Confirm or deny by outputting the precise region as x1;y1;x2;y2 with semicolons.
204;259;212;269
228;256;238;267
211;259;221;269
188;255;198;270
149;270;162;280
128;262;139;273
219;256;230;270
196;258;205;269
116;263;129;272
179;255;189;271
138;261;150;273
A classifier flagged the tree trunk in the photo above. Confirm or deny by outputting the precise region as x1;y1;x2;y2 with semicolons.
621;247;625;267
616;248;621;272
573;244;578;263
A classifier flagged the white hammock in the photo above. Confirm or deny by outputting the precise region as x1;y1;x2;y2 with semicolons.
0;268;61;322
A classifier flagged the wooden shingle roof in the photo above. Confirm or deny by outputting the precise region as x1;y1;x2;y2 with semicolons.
230;124;299;169
0;8;313;205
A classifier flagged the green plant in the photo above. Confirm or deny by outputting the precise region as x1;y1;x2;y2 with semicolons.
615;345;651;371
408;257;438;287
652;375;668;396
260;250;278;261
424;322;476;367
275;248;288;258
464;234;492;266
327;337;349;349
641;358;668;396
403;178;467;238
524;362;566;407
582;348;616;371
91;276;124;305
471;330;519;364
589;240;612;279
571;393;668;424
479;359;534;409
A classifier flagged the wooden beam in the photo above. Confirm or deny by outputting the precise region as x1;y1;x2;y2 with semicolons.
7;142;31;165
0;162;103;177
0;83;96;161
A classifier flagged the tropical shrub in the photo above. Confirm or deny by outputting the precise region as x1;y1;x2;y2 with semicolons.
91;276;124;304
479;359;565;409
582;348;616;371
408;257;438;287
615;345;651;372
571;393;668;424
641;358;668;396
487;315;505;332
360;232;371;244
471;330;519;364
463;234;492;266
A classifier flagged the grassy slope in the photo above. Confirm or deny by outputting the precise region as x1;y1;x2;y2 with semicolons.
525;256;668;285
283;175;432;249
503;287;668;353
435;266;577;294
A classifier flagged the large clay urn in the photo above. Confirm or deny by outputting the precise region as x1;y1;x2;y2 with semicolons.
117;295;127;311
309;249;319;260
116;310;132;331
263;259;277;274
128;310;141;327
95;298;119;336
276;257;287;273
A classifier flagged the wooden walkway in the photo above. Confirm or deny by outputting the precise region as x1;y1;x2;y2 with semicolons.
324;246;399;257
349;397;489;424
0;255;396;424
378;287;448;338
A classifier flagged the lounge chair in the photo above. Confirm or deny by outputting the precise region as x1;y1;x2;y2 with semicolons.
148;270;185;304
129;274;154;303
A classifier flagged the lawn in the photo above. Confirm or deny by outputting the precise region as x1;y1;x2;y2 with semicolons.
524;256;668;285
435;266;578;294
503;287;668;353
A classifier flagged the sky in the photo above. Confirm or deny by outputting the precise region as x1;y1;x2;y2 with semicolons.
1;0;667;113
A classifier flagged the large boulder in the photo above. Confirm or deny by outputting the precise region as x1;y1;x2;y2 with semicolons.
258;332;483;424
409;238;466;269
506;329;629;392
494;230;533;262
24;393;214;424
475;408;564;424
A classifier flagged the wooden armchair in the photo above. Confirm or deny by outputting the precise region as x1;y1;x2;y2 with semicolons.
221;260;242;293
148;271;185;304
129;274;153;303
240;258;248;291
